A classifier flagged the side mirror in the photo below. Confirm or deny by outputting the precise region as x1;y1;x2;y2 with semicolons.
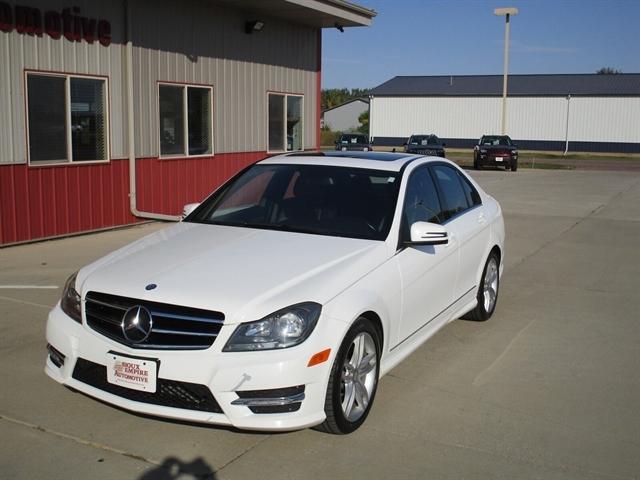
182;202;200;220
442;142;447;147
402;141;407;146
408;221;448;246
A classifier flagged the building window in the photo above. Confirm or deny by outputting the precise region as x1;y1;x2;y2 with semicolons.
159;84;213;157
26;73;109;164
268;93;303;152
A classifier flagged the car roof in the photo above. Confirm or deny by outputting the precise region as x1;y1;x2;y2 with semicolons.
259;151;435;172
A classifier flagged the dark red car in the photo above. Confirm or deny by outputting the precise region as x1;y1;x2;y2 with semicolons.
473;135;518;171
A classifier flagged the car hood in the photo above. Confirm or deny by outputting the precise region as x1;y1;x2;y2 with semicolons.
407;145;444;151
479;145;515;151
77;223;392;324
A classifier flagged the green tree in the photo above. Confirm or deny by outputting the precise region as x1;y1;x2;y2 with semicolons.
357;110;369;135
322;88;369;111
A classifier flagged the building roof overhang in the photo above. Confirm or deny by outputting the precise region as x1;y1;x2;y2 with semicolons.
213;0;376;27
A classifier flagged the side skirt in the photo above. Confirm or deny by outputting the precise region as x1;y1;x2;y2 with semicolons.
380;286;477;377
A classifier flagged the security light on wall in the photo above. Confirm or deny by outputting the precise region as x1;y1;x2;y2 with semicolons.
245;20;265;34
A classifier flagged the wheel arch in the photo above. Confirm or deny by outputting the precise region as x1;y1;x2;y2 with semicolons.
475;243;502;288
358;310;384;354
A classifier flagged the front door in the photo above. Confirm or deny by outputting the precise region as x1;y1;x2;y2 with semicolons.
394;166;459;346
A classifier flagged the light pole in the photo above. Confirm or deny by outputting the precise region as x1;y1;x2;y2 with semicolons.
494;7;518;135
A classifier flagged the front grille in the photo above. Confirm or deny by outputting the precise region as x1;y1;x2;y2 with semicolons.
413;148;440;155
72;358;223;413
85;291;224;350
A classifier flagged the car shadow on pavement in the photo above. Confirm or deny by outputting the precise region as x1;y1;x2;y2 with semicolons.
137;456;216;480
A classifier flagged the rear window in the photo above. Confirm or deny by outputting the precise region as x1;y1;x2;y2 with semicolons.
409;135;439;146
340;135;368;144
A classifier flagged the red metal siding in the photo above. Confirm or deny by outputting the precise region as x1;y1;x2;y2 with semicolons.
0;152;265;246
0;160;136;246
135;152;264;215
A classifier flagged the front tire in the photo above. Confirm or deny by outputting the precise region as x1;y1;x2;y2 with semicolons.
463;252;500;322
315;318;380;434
511;160;518;172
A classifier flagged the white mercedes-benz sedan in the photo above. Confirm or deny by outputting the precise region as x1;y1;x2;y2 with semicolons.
45;152;504;434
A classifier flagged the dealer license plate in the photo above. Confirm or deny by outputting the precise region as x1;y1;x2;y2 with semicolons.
106;353;158;393
494;157;504;162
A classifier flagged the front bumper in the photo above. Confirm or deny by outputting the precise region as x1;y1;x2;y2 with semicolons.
45;303;344;431
478;154;517;167
336;145;371;151
407;149;445;157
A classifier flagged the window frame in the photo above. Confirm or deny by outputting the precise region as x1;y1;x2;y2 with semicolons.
428;162;482;223
157;81;214;159
399;164;445;244
24;70;111;167
266;91;304;154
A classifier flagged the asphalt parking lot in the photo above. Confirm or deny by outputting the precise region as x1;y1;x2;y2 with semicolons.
1;168;639;480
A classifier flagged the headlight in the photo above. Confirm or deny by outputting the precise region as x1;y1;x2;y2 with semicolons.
223;302;321;352
61;272;82;323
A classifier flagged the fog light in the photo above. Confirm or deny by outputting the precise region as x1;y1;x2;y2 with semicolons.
47;343;65;368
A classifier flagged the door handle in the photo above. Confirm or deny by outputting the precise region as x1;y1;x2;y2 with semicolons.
477;213;486;224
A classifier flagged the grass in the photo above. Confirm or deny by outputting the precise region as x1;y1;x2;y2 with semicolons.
454;158;574;170
443;147;640;162
319;144;639;170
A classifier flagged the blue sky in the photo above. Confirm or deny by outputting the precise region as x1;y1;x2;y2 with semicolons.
322;0;640;88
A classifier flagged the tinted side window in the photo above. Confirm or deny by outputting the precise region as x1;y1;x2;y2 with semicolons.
432;165;470;220
403;167;443;226
459;173;482;206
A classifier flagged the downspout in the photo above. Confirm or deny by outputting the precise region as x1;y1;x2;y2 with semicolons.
125;0;181;221
563;94;571;156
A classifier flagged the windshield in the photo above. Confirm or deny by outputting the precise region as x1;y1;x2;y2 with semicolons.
481;136;512;146
409;135;439;146
187;164;400;240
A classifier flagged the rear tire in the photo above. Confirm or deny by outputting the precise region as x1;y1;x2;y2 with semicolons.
315;318;380;434
463;252;500;322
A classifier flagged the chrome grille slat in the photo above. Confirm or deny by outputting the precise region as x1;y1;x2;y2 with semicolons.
84;291;224;351
129;343;213;350
85;297;128;311
152;328;218;337
149;311;224;325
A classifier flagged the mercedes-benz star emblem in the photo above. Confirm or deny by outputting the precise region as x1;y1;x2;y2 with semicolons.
121;306;153;343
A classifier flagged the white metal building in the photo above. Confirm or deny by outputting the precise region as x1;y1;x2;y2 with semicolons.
369;74;640;153
322;97;369;132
